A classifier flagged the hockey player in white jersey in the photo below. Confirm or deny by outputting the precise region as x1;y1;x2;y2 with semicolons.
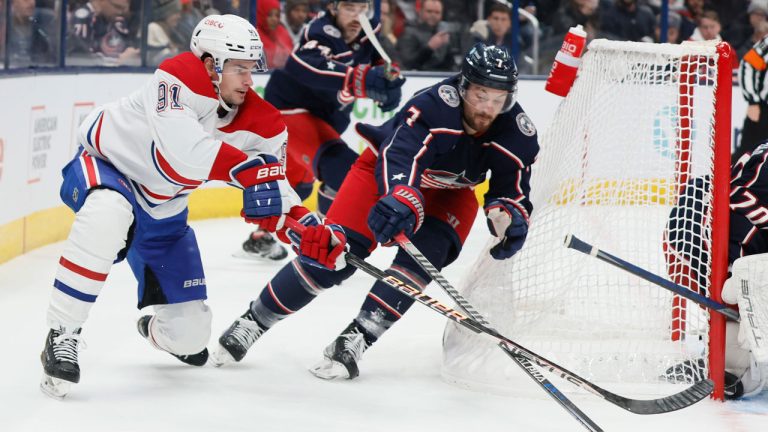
40;14;347;399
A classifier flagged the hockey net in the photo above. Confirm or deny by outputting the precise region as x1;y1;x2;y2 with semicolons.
442;40;732;399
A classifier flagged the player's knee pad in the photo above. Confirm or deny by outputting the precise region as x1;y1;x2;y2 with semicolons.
151;300;212;355
314;140;357;191
66;188;134;264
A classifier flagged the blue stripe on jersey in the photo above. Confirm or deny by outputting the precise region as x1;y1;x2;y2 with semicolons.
149;142;185;187
86;111;103;148
53;279;98;303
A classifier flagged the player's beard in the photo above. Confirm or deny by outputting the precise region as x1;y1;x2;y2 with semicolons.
464;112;494;134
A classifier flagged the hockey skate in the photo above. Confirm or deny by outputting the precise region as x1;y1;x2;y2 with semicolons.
211;309;268;367
137;315;209;366
310;321;371;380
40;327;83;399
233;229;288;261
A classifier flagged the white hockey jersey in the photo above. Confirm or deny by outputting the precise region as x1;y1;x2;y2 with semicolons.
77;52;292;219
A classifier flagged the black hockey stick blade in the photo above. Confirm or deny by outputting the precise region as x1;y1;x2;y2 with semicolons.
564;234;740;322
602;379;715;415
394;234;604;431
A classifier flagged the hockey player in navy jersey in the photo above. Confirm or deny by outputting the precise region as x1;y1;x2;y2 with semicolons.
39;14;346;399
665;143;768;399
239;0;406;261
211;43;539;380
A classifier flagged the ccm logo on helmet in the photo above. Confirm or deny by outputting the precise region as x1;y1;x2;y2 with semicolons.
204;18;224;28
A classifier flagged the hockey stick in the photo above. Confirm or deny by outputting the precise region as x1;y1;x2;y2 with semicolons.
284;219;714;414
564;234;740;322
393;234;604;432
358;13;399;80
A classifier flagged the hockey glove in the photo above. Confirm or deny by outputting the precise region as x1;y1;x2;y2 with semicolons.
485;199;529;260
367;185;425;245
231;155;295;231
349;64;405;112
284;212;348;270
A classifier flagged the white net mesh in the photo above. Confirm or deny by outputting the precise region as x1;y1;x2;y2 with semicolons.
442;40;724;396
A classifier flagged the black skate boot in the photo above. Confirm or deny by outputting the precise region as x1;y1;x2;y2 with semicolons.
137;315;209;367
40;327;83;399
310;321;373;380
211;309;268;367
237;229;288;261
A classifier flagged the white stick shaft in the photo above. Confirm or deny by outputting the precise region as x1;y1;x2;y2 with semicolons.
358;13;392;65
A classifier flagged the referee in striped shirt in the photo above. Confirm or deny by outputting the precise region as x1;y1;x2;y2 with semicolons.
738;34;768;163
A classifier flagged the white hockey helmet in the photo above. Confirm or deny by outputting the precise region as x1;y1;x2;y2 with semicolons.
190;14;267;73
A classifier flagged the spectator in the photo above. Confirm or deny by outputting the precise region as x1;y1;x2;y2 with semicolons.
379;0;401;64
677;0;707;40
689;9;721;41
176;0;206;45
654;10;682;43
147;0;183;66
601;0;655;42
257;0;293;69
397;0;454;71
550;0;607;36
8;0;57;67
282;0;309;45
737;1;768;58
67;0;140;65
470;3;517;63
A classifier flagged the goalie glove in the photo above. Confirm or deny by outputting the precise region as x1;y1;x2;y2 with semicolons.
231;155;300;231
283;211;347;271
484;199;529;260
722;254;768;364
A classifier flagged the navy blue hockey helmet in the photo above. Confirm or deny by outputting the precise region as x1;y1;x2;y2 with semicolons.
330;0;374;19
460;43;518;112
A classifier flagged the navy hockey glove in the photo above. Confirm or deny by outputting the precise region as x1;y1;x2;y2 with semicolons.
485;199;529;260
350;64;405;112
367;185;425;245
284;212;348;270
231;154;288;230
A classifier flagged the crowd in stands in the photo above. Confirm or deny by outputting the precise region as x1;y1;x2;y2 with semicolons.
0;0;767;73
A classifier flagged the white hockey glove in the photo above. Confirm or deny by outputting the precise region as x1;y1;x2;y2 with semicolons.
721;254;768;364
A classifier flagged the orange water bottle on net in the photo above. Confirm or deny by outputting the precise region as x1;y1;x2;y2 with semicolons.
544;25;587;97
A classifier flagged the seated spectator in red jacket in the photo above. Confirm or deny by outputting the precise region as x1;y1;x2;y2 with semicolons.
256;0;294;69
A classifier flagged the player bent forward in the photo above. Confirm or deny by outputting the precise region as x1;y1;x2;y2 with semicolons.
40;14;345;399
666;143;768;398
211;43;540;379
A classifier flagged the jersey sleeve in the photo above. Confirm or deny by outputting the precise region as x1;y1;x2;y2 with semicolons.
376;95;462;194
483;110;540;222
282;23;357;97
731;143;768;229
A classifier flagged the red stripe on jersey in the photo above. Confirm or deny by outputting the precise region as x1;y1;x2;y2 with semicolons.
158;52;217;100
59;257;108;281
209;143;248;182
82;154;99;188
217;89;286;138
94;111;105;156
154;147;203;186
140;184;173;200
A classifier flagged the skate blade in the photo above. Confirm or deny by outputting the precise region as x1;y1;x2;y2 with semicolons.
210;345;236;367
309;359;350;380
40;374;72;400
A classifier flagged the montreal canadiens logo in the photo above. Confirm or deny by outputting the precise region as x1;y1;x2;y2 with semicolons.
516;113;536;137
438;85;460;108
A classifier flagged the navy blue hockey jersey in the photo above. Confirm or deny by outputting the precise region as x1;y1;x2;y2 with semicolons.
731;142;768;229
356;76;540;221
264;13;382;133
